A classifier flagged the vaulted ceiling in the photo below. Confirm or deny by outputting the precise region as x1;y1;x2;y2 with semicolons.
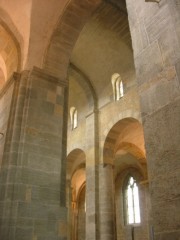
0;0;135;97
70;0;135;105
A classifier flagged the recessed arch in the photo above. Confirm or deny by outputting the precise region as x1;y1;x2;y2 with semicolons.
71;167;86;199
43;0;102;80
0;14;21;90
115;142;146;163
67;148;86;180
68;150;86;240
0;8;22;72
69;63;97;112
75;181;86;240
103;118;145;165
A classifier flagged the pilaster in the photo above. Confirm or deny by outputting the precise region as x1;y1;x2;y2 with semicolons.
126;0;180;239
0;67;68;240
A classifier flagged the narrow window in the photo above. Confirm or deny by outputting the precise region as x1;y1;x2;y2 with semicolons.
111;73;124;101
119;80;124;98
125;176;141;225
70;107;78;130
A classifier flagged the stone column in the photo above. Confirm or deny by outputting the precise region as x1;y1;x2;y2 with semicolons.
99;163;115;240
69;185;77;240
85;111;99;240
126;0;180;239
66;179;72;240
0;67;68;240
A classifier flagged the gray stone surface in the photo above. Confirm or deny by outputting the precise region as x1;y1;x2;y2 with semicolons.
0;69;68;240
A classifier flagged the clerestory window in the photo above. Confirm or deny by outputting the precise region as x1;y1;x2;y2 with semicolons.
70;107;78;130
124;176;141;225
111;73;124;101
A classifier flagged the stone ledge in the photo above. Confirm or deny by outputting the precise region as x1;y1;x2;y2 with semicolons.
31;67;68;87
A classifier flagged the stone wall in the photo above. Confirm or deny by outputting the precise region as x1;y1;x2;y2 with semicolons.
115;168;149;240
0;68;68;240
126;0;180;239
67;62;144;239
77;187;85;240
67;63;143;240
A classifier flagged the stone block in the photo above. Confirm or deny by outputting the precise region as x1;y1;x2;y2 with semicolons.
56;95;63;105
158;25;180;67
168;0;180;46
140;66;180;116
175;60;180;86
143;99;180;160
27;153;61;172
16;218;33;228
135;0;159;20
42;101;55;115
20;167;61;189
31;186;60;203
23;142;62;160
135;42;163;85
155;230;180;240
130;20;149;57
47;90;57;103
152;199;180;233
145;4;171;43
34;219;56;234
58;221;67;237
150;173;180;201
15;227;33;240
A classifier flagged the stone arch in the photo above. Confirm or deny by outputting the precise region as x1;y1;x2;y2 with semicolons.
115;142;146;163
75;182;86;240
102;110;141;138
71;167;86;201
67;149;86;240
115;166;149;239
0;55;7;82
0;24;20;89
43;0;102;80
0;10;22;90
0;8;22;72
67;148;86;180
69;63;97;112
103;117;145;165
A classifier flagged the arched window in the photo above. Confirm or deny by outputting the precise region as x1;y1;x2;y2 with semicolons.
124;176;141;225
111;73;124;101
70;107;78;130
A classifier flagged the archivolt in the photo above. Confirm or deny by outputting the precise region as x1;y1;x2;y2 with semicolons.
44;0;102;80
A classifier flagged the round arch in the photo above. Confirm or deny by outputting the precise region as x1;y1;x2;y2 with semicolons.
67;148;86;180
0;8;22;72
68;63;97;113
0;12;22;90
43;0;102;80
67;149;86;240
103;117;145;165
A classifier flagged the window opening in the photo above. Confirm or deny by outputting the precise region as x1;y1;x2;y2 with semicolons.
125;176;141;225
70;107;78;130
111;73;124;101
